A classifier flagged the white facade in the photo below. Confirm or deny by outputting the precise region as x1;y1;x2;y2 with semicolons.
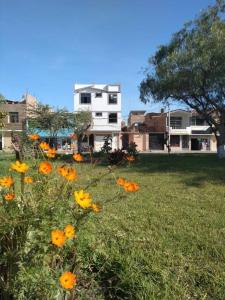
167;110;217;152
74;83;122;151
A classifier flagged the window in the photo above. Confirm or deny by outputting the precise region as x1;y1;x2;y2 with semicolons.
170;135;180;147
9;112;19;123
108;113;117;123
191;116;204;126
80;93;91;104
95;112;102;117
95;93;102;98
108;93;117;104
170;117;182;129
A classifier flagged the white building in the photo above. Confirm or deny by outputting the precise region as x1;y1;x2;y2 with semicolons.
74;83;122;151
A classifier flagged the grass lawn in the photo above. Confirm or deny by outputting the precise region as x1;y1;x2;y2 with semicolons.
1;153;225;299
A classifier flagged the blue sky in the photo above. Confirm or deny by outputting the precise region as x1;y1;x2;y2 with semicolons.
0;0;214;120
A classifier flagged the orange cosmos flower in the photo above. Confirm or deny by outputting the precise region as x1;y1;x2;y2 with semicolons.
126;155;135;162
0;176;14;187
24;176;33;183
28;134;40;141
74;190;92;209
51;229;65;247
46;148;56;158
123;181;139;192
11;161;29;173
39;161;52;174
73;153;83;162
59;272;77;289
3;193;15;201
116;177;126;186
91;203;102;213
39;141;50;151
57;166;77;181
64;224;76;239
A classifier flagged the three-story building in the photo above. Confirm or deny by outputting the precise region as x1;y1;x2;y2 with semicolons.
74;83;122;151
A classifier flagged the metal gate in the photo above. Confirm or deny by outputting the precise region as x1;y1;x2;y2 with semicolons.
149;133;164;150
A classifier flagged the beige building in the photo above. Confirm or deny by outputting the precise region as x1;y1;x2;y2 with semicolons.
0;94;37;151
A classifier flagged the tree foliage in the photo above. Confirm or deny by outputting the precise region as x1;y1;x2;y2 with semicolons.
0;93;8;128
27;103;92;137
140;0;225;155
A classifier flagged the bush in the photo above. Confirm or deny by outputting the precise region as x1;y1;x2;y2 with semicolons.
0;137;139;299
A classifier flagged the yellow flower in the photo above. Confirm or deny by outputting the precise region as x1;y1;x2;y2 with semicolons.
11;161;29;173
126;155;135;161
64;224;76;239
123;181;139;192
73;153;84;162
3;193;15;201
74;190;92;209
39;141;50;151
39;161;52;174
59;272;77;289
24;176;33;183
116;177;126;186
0;176;14;187
91;203;102;213
51;229;65;247
57;166;77;181
28;134;40;141
46;148;56;158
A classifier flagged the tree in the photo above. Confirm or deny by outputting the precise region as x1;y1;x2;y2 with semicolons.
27;102;92;149
140;0;225;157
0;94;8;128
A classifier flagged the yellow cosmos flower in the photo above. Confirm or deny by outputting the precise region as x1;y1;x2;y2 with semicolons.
74;190;92;209
39;141;50;151
28;134;40;141
91;203;102;213
24;176;33;183
0;176;14;187
46;148;56;158
59;272;77;289
51;229;65;247
57;166;77;181
11;161;29;173
73;153;84;162
3;193;15;201
39;161;52;174
64;224;76;239
116;177;126;186
123;181;139;192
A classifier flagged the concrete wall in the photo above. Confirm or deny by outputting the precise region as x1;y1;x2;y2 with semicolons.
74;84;121;132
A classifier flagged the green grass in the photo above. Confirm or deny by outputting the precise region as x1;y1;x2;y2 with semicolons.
1;153;225;299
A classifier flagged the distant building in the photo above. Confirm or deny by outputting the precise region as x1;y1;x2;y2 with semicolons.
0;94;37;151
74;83;122;151
127;109;217;152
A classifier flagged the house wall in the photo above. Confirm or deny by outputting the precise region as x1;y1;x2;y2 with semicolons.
74;84;121;132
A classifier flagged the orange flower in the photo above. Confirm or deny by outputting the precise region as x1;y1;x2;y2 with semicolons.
57;166;77;181
91;203;102;213
123;181;139;192
39;141;50;151
73;153;83;162
64;224;76;239
116;177;126;186
74;190;92;209
11;161;29;173
59;272;77;289
3;193;15;201
24;176;33;183
0;176;14;187
51;229;65;247
39;161;52;174
126;155;135;162
46;148;56;158
28;134;40;141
